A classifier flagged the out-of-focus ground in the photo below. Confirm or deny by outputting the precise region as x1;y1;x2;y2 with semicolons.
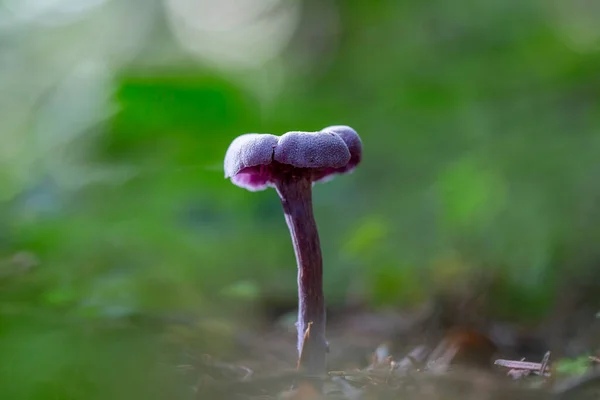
2;0;600;398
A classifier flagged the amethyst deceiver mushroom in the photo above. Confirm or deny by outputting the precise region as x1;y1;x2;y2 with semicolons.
224;126;362;374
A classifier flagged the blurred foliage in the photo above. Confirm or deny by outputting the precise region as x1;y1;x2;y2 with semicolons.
2;0;600;397
554;355;593;376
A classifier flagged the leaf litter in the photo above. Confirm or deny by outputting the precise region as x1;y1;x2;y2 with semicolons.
172;318;600;400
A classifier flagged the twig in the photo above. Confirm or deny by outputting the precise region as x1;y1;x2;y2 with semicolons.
297;322;313;370
540;352;551;376
494;359;551;377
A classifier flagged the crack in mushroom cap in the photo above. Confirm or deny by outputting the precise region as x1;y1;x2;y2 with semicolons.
224;127;362;191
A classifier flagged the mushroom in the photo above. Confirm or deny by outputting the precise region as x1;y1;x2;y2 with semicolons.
224;126;362;374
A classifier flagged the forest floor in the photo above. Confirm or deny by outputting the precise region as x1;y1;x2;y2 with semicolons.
169;303;600;400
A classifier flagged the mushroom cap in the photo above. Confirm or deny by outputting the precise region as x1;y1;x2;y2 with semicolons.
313;125;362;182
224;126;362;191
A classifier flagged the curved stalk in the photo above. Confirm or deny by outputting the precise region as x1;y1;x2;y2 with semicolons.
275;173;327;374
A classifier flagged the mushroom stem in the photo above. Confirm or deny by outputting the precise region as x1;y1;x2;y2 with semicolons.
275;173;327;374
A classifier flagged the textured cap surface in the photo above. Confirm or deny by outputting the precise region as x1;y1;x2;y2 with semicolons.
322;125;362;168
273;131;350;169
224;133;278;178
224;126;362;191
314;125;362;182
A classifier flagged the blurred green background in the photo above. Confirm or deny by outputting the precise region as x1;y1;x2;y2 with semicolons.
2;0;600;398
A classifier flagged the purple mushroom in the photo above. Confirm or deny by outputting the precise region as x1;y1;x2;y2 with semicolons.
224;126;362;374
